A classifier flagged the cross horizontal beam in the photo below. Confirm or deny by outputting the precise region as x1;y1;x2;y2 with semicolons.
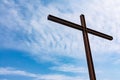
48;14;113;40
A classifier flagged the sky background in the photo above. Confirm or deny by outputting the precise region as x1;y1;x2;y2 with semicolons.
0;0;120;80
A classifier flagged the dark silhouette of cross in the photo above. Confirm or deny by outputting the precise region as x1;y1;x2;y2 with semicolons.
47;14;113;80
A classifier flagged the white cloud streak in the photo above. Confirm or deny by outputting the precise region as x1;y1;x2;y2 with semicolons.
0;67;87;80
50;64;87;74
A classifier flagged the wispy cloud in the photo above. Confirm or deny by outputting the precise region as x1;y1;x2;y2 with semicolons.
0;67;87;80
0;67;37;78
50;64;87;74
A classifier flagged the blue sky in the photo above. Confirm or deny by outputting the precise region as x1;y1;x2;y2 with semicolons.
0;0;120;80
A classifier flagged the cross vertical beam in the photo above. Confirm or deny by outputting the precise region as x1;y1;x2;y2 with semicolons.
80;14;96;80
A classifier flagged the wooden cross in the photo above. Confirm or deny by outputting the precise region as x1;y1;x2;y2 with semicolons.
47;14;113;80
